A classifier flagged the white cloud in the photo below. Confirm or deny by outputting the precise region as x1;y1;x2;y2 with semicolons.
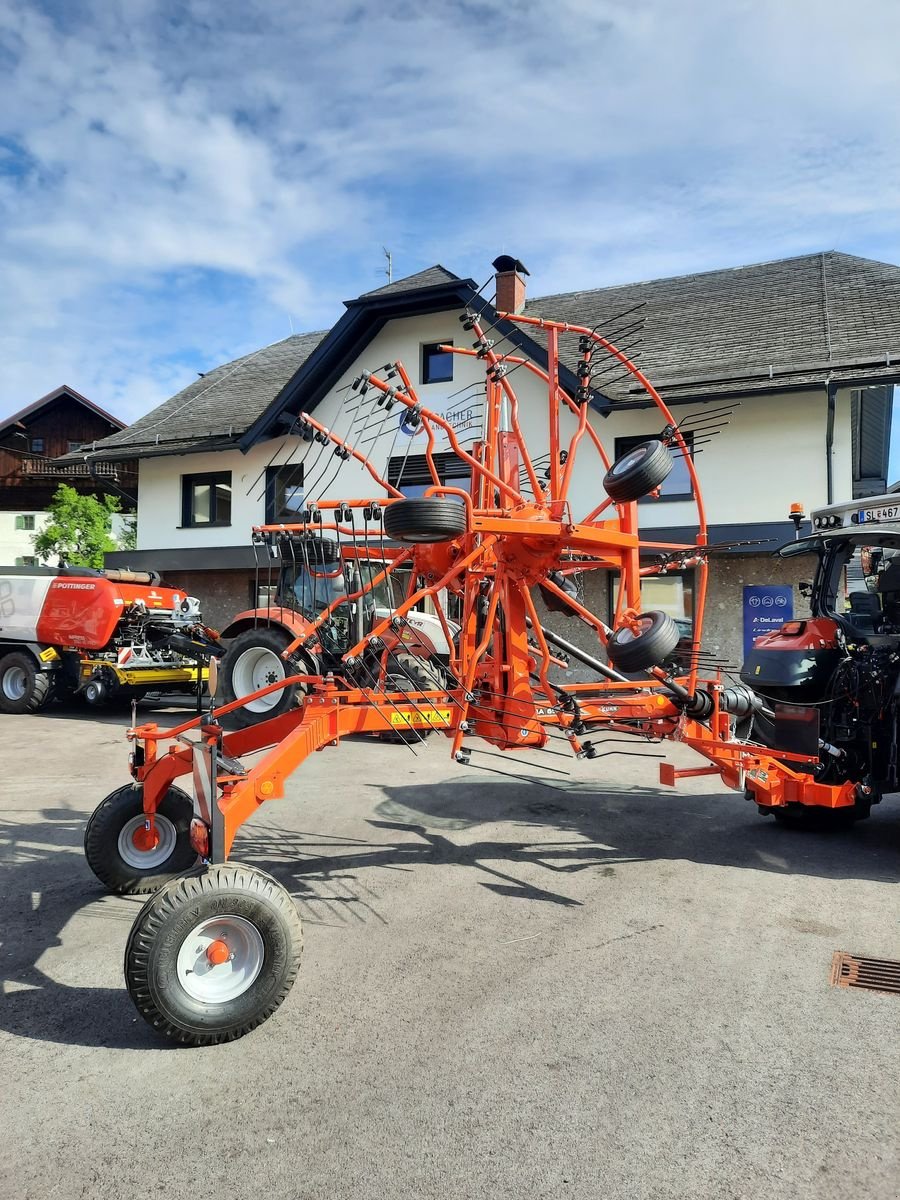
1;0;900;422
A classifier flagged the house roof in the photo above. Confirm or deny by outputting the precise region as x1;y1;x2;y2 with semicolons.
73;330;328;459
65;250;900;464
358;265;460;299
0;384;126;438
530;251;900;402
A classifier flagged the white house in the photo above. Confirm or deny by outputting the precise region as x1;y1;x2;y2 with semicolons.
66;252;898;666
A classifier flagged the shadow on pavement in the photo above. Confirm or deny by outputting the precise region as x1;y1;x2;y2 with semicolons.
0;807;175;1051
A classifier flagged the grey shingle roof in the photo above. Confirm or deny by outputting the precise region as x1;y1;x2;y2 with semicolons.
68;330;327;460
359;265;460;299
72;250;900;463
526;251;900;401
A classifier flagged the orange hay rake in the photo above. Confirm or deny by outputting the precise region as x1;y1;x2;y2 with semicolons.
84;299;830;1045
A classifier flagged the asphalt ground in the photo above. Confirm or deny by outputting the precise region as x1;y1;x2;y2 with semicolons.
0;700;898;1200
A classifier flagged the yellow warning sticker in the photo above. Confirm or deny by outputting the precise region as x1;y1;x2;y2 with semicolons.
390;708;452;728
39;646;59;662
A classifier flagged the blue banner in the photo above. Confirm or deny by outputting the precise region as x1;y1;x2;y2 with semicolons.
743;585;793;657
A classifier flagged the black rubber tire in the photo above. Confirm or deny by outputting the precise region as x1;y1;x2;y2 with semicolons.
0;650;54;714
290;534;339;564
607;610;681;672
603;439;674;503
383;499;468;544
84;784;198;894
84;678;108;706
219;627;304;728
770;801;871;830
380;653;448;744
124;863;303;1046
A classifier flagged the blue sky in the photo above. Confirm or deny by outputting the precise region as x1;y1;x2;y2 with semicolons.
3;0;900;475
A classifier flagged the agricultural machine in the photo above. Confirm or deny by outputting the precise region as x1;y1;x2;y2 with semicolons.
81;292;885;1046
0;566;213;714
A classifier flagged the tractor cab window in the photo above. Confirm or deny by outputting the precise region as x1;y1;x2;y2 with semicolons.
288;561;346;619
822;541;900;636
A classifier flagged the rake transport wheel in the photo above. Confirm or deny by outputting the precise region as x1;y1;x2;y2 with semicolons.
602;439;674;503
607;610;681;673
124;863;303;1046
220;627;306;728
84;784;197;894
383;498;468;544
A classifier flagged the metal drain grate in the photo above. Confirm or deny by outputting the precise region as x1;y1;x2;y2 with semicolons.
830;951;900;996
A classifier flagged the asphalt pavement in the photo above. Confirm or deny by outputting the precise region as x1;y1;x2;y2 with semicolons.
0;701;898;1200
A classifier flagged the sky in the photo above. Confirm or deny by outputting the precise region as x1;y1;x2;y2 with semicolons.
3;0;900;469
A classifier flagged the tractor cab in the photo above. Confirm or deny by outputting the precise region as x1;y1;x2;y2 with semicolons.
779;493;900;643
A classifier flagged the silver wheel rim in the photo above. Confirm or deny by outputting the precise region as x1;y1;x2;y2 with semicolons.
612;444;649;476
117;813;178;869
231;647;285;713
176;915;265;1003
615;617;653;646
2;666;27;701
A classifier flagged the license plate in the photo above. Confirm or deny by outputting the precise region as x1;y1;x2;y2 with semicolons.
859;505;900;523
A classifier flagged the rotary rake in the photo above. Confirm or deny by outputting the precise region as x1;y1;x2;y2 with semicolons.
83;303;823;1045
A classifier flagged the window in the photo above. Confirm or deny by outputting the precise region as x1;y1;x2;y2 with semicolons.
15;514;35;531
422;341;453;384
387;451;471;501
68;441;82;453
265;464;305;524
15;556;38;567
30;437;44;454
614;433;694;501
181;471;232;527
612;573;694;640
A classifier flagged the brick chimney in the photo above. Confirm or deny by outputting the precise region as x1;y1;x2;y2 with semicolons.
492;255;530;315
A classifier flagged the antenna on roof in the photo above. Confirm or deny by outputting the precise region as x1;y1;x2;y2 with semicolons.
383;247;393;285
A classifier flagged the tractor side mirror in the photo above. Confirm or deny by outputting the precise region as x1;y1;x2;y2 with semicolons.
799;581;813;598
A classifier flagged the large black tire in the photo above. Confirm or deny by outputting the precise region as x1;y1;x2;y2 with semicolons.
219;627;304;728
84;784;198;895
607;610;680;673
603;439;673;503
0;651;54;714
380;653;448;744
124;863;303;1046
770;800;871;830
286;534;339;564
383;499;468;544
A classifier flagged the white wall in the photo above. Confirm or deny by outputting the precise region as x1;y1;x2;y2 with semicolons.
1;509;133;566
135;307;856;550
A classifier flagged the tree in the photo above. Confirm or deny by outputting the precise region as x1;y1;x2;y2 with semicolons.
33;485;121;569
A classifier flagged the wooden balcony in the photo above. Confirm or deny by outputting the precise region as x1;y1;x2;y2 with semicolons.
18;457;134;480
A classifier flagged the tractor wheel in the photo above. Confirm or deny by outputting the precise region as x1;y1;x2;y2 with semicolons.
220;627;305;728
383;498;468;544
381;653;448;744
124;863;303;1046
607;610;680;673
84;784;197;894
603;439;673;503
770;800;871;830
0;651;54;715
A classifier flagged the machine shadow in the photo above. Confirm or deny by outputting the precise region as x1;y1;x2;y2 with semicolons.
234;772;900;907
0;808;175;1051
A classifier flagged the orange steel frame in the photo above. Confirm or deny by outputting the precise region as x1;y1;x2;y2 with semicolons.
125;312;856;865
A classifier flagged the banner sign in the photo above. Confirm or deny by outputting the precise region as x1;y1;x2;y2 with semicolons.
743;585;793;656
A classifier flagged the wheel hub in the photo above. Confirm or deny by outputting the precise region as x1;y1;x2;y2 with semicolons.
176;915;265;1003
131;824;160;853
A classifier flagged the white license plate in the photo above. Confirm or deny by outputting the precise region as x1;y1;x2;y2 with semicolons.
859;505;900;523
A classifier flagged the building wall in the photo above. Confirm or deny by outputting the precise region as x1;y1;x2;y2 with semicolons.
1;511;131;568
135;307;855;552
